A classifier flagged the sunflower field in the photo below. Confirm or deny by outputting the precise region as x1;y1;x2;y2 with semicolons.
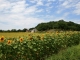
0;31;80;60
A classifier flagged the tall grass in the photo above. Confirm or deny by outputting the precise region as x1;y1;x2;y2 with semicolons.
46;44;80;60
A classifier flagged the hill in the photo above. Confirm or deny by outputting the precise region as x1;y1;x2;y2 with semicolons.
35;20;80;31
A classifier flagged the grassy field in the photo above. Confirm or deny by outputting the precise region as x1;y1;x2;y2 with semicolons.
46;44;80;60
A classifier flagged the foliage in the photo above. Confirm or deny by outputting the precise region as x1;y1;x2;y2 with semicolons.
36;20;80;31
0;31;80;60
29;28;35;31
0;28;28;32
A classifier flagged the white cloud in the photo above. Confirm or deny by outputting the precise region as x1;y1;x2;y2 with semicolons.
61;0;73;9
0;0;46;30
0;13;46;30
10;1;26;13
37;0;43;6
73;2;80;15
57;0;80;15
45;2;52;7
73;20;80;24
48;0;55;2
59;0;64;1
63;12;70;17
36;9;43;12
0;0;11;11
56;9;63;14
62;1;68;6
24;5;37;14
30;0;36;3
30;0;44;6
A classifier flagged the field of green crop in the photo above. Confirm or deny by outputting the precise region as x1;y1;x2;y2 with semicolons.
0;31;80;60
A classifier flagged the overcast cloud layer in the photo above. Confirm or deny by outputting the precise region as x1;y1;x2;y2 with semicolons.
0;0;80;30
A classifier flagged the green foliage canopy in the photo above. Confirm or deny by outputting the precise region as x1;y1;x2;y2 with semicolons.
36;20;80;31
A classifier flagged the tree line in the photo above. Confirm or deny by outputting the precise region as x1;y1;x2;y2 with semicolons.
0;28;37;32
35;20;80;31
0;28;28;32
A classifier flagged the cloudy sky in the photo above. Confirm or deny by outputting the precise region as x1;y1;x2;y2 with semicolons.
0;0;80;30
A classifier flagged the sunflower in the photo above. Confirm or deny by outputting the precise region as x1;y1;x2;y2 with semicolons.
20;38;23;42
0;36;4;42
7;40;12;45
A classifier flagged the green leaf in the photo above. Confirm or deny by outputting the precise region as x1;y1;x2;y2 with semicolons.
33;49;37;51
0;53;3;58
29;46;33;49
22;47;24;50
23;41;26;43
13;45;17;49
0;44;2;47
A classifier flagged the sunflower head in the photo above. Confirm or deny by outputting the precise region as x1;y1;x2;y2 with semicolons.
0;36;4;42
20;38;23;42
7;40;12;45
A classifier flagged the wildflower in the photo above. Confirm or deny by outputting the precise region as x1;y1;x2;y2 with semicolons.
7;40;12;45
0;36;4;42
20;38;23;42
